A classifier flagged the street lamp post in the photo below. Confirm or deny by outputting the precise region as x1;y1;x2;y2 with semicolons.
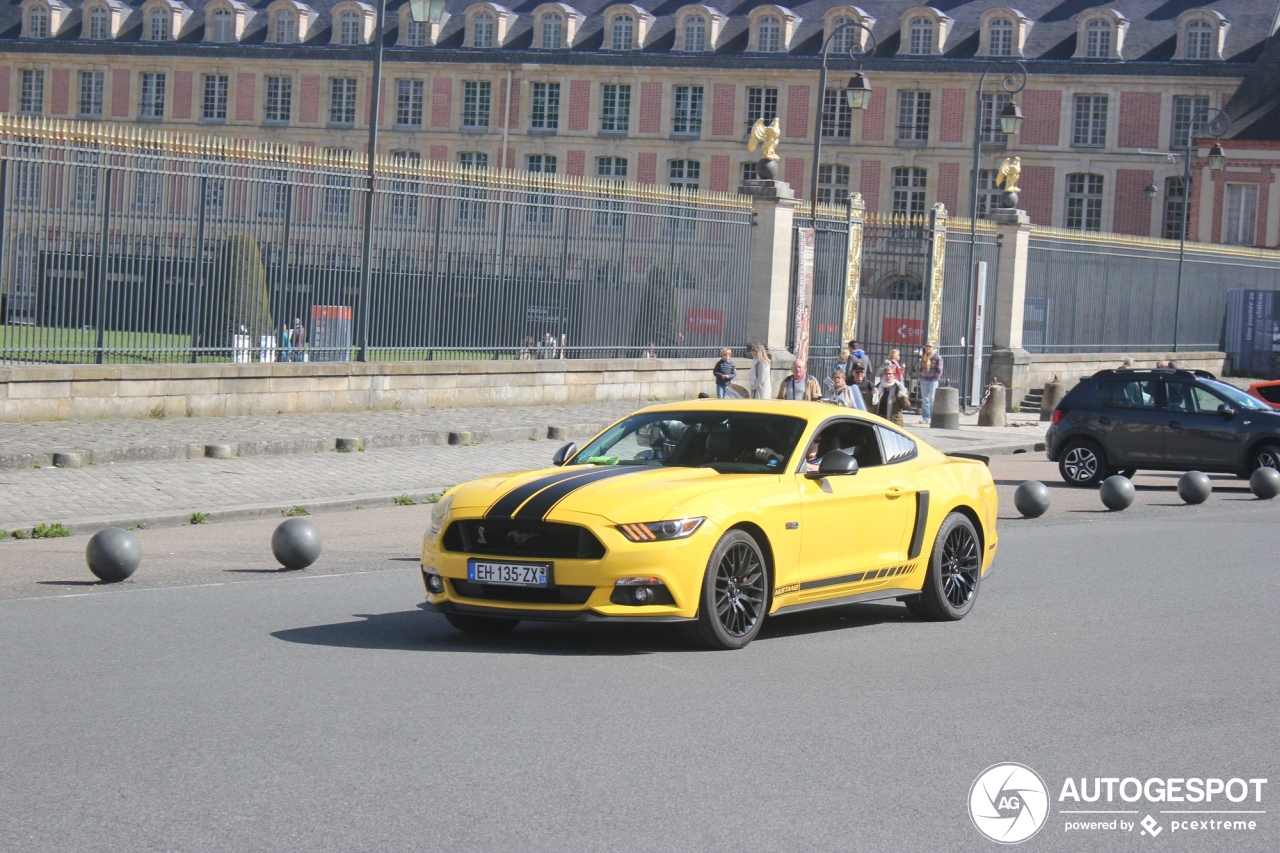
1173;110;1230;352
357;0;446;362
808;22;877;226
962;61;1026;404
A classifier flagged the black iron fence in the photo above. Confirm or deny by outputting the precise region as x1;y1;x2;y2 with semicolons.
0;117;755;364
942;219;1001;398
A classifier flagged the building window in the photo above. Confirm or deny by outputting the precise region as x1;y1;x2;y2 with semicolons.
1065;173;1104;231
669;159;700;190
1072;94;1108;147
1185;20;1213;61
747;87;777;124
389;149;421;221
612;15;633;50
830;18;857;54
472;12;494;48
598;156;627;178
463;81;491;128
458;151;488;224
673;85;703;134
210;9;233;43
134;155;162;210
329;78;357;125
683;15;705;51
976;168;1001;215
265;76;291;123
1171;95;1209;150
150;9;170;41
891;167;926;216
13;145;42;205
822;87;852;139
79;71;104;118
981;92;1011;145
459;151;487;168
203;74;229;120
74;148;100;208
28;8;48;38
339;11;362;45
140;72;166;118
908;17;933;55
1084;19;1111;58
541;13;562;49
20;69;44;115
1162;176;1185;240
988;17;1013;56
897;90;930;141
741;161;759;182
322;148;352;219
1223;184;1258;246
531;82;560;130
396;79;424;128
817;164;849;204
756;16;780;53
405;19;427;46
275;12;296;44
88;9;109;39
596;157;626;227
258;166;288;216
526;154;556;224
600;84;630;132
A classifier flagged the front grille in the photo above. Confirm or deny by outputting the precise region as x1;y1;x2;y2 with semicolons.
449;579;595;605
442;519;606;560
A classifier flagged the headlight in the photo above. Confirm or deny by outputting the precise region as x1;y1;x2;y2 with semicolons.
617;517;705;542
427;492;454;541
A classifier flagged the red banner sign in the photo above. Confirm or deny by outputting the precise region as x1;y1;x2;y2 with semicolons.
882;318;925;345
685;308;724;335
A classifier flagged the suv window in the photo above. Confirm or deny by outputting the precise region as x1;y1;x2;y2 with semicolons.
1098;379;1156;410
1166;382;1224;415
1255;385;1280;404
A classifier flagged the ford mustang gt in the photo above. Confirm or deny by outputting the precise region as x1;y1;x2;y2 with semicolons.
420;399;999;649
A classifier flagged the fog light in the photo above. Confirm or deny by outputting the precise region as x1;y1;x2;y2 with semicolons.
611;577;676;606
423;567;445;594
633;587;651;603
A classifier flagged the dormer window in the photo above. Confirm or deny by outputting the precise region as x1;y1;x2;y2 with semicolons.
210;9;232;41
989;17;1012;55
28;7;48;38
898;7;952;56
80;0;123;40
340;11;361;44
151;9;170;40
541;13;562;48
758;16;780;52
831;17;855;52
89;7;108;38
684;15;705;51
330;3;372;46
1085;19;1109;57
979;8;1029;57
908;17;931;54
1185;20;1212;59
276;11;295;42
473;12;493;46
405;18;427;45
612;14;632;49
748;7;798;53
1075;9;1127;60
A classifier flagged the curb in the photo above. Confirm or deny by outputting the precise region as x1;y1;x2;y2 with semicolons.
0;421;612;470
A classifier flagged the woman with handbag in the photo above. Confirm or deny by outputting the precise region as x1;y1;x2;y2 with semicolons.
871;364;911;425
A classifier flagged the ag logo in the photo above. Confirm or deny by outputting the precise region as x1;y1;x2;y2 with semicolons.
969;763;1050;844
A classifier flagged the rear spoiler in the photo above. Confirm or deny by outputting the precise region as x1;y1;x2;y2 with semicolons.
947;452;990;466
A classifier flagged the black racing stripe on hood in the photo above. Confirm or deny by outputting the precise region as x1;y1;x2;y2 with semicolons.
513;466;645;520
484;468;603;519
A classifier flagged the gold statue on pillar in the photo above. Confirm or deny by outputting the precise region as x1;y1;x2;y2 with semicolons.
748;118;782;161
996;156;1022;193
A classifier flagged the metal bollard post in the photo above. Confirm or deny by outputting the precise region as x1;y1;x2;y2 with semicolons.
930;386;961;430
978;383;1006;427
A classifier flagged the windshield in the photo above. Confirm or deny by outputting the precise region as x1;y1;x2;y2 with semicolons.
1202;379;1271;411
570;411;808;474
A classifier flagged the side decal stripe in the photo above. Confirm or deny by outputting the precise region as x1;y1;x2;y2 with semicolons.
485;469;600;518
513;466;644;519
908;490;930;560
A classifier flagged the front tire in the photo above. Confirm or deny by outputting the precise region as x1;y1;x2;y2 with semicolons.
915;513;982;621
1248;443;1280;474
682;530;769;650
444;612;520;635
1058;439;1107;487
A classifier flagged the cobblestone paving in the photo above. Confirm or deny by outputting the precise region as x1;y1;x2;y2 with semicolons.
0;402;644;455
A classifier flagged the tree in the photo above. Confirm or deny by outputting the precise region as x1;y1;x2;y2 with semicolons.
202;234;273;352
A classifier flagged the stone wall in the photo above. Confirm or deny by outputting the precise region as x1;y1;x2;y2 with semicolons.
0;358;774;423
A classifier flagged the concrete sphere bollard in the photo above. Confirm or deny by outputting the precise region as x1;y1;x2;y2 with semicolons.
1013;480;1051;518
930;386;961;430
977;384;1007;427
1177;471;1212;505
1099;475;1136;511
271;518;322;570
86;526;142;583
1250;466;1280;500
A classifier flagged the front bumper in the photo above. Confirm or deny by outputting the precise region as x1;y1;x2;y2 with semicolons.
418;600;695;623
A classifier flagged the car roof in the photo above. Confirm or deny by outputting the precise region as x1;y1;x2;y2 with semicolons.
634;398;889;427
1092;368;1218;381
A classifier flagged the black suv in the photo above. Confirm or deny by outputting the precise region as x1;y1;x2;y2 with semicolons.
1046;369;1280;486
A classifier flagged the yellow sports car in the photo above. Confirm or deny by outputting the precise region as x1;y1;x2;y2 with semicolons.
420;399;998;649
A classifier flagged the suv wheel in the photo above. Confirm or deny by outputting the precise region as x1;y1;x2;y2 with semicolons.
1059;439;1107;487
1248;443;1280;473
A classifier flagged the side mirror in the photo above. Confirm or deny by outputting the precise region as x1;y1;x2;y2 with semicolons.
1218;404;1237;419
552;442;578;466
804;449;859;480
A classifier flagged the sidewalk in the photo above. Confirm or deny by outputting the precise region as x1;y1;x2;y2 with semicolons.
0;403;1048;536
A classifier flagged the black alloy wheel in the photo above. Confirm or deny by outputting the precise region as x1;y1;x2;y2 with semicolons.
1249;443;1280;473
913;513;982;621
444;612;520;635
1059;440;1107;487
684;530;769;650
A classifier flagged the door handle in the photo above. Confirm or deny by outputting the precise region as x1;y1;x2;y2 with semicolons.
885;486;907;498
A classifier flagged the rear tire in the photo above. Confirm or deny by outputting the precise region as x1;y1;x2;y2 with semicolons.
915;513;982;621
1058;439;1107;487
682;530;769;650
444;612;520;635
1248;443;1280;474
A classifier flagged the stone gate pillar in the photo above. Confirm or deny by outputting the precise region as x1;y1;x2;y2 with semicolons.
740;179;798;366
988;208;1034;411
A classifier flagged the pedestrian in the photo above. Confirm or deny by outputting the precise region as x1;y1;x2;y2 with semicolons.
280;323;293;362
713;348;737;399
748;343;772;399
643;341;657;358
537;332;556;359
846;339;871;377
519;337;534;360
886;348;905;382
822;364;844;396
848;362;873;410
833;347;851;377
777;358;822;400
1155;360;1169;369
918;341;944;424
1167;359;1178;370
1118;357;1134;370
291;318;306;362
871;363;911;425
829;369;867;411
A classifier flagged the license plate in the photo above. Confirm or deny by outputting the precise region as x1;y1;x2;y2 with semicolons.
467;560;550;587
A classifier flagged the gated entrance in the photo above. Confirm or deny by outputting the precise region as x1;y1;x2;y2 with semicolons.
856;211;936;380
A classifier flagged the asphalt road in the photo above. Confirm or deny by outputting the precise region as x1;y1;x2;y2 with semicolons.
1;459;1277;852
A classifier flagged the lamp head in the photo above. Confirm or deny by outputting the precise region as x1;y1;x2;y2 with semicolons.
999;100;1023;135
409;0;448;24
1144;182;1159;200
1207;142;1227;171
844;73;872;110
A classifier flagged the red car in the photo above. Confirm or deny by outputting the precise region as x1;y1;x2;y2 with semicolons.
1247;380;1280;410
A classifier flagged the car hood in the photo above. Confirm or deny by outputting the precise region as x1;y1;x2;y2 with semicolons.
448;464;769;524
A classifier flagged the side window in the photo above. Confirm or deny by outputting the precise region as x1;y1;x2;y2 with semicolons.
876;426;917;464
1257;385;1280;404
813;421;884;469
1188;385;1226;414
1099;379;1156;410
1164;382;1222;414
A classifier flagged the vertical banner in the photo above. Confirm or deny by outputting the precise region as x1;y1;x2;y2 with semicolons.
794;226;816;365
841;193;866;344
1226;289;1278;377
969;261;988;407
